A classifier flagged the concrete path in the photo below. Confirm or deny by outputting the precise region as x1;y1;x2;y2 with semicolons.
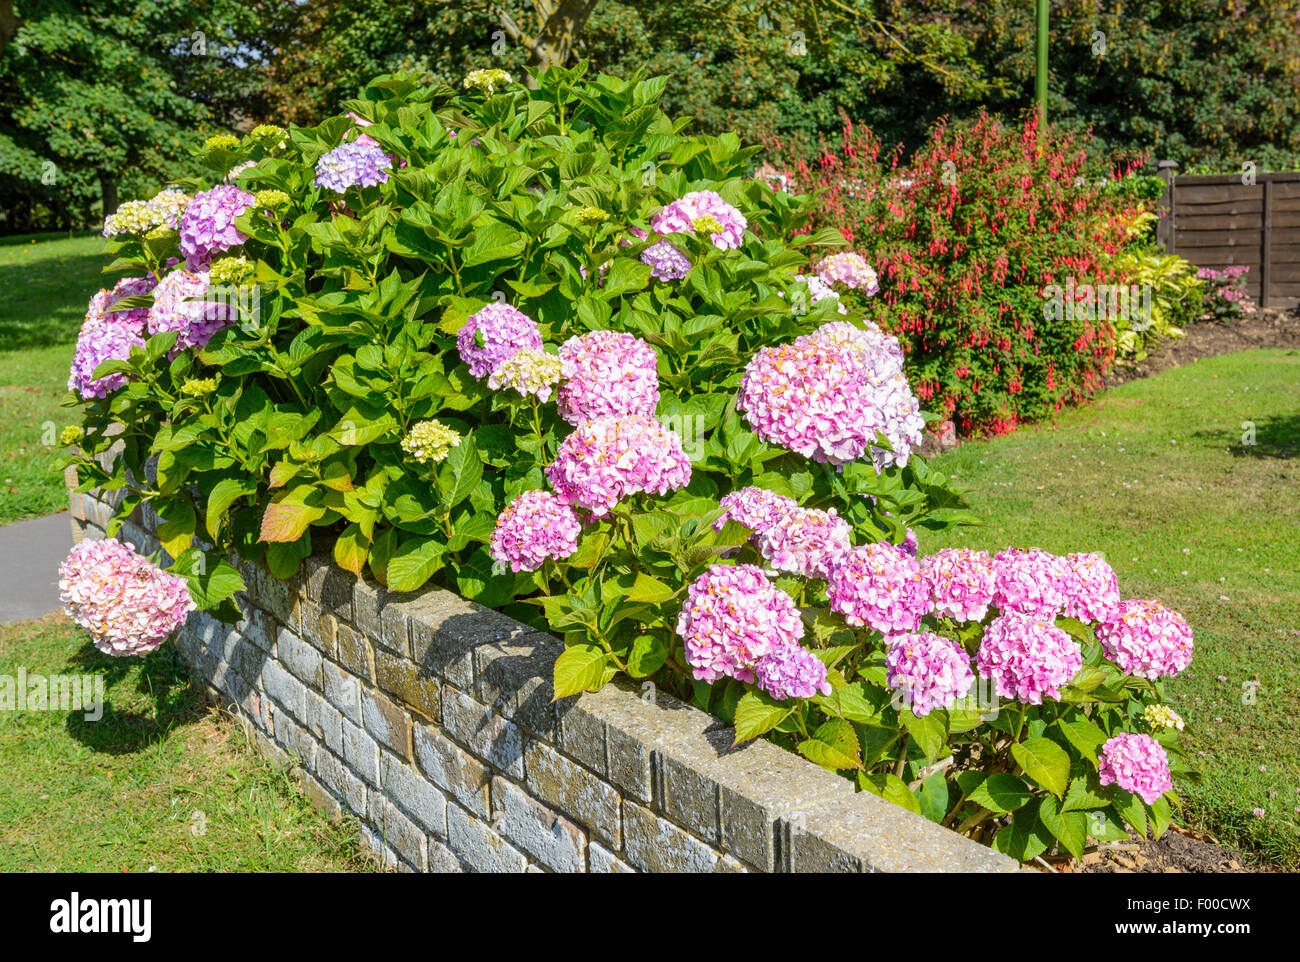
0;512;72;623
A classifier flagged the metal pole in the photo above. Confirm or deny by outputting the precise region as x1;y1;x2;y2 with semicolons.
1036;0;1049;126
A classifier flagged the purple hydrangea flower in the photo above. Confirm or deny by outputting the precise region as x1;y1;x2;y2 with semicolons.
754;642;832;700
456;303;543;379
146;268;238;356
756;505;852;580
921;548;996;622
886;632;976;717
179;185;255;269
315;139;393;192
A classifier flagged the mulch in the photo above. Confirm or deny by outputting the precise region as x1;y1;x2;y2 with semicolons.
1029;825;1268;874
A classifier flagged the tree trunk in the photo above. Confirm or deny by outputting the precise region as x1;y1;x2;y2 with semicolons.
0;0;18;57
494;0;600;88
100;172;118;220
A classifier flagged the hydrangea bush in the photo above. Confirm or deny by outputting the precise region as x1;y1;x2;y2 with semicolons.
64;65;1192;863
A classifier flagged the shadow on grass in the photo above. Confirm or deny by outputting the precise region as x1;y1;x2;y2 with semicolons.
1193;413;1300;460
0;250;111;352
63;641;206;755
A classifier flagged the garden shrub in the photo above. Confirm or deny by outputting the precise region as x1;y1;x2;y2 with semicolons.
1196;265;1257;322
774;111;1153;436
63;66;1196;863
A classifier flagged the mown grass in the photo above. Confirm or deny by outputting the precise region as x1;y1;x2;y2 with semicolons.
0;615;376;872
0;235;110;526
924;348;1300;868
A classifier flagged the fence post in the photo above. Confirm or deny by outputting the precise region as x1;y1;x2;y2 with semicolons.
1260;176;1273;309
1156;159;1178;254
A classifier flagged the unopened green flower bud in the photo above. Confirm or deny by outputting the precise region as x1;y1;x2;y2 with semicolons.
181;377;218;398
254;189;291;211
209;255;253;286
60;425;85;446
204;133;240;152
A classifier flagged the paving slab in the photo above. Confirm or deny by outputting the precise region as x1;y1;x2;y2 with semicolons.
0;512;72;623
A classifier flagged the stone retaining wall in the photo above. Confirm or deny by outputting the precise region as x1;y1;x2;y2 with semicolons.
67;480;1016;874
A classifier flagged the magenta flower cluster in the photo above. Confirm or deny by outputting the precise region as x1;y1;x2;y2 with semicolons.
713;486;797;535
754;642;832;700
976;612;1082;705
315;139;394;193
992;548;1071;617
489;490;583;573
457;303;544;379
146;268;238;356
68;276;157;399
737;326;922;469
1061;552;1121;623
756;505;851;580
58;538;195;657
827;542;930;634
546;414;691;517
556;330;660;425
1098;733;1174;804
886;632;976;717
921;548;996;622
676;563;803;684
1095;600;1194;679
650;190;747;250
179;185;254;269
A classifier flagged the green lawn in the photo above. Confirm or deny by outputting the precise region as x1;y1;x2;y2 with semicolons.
0;234;111;525
0;615;375;872
924;348;1300;867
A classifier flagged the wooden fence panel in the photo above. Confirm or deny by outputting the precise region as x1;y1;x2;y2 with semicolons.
1160;165;1300;308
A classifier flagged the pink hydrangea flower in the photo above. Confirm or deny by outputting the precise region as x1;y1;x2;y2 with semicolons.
827;542;931;634
922;548;996;622
713;486;797;535
546;414;691;517
556;330;660;425
651;190;747;250
68;276;159;399
785;274;846;314
146;268;238;356
179;184;255;269
817;251;879;294
490;490;583;572
1098;733;1174;804
754;642;832;700
58;538;195;657
456;303;543;379
977;611;1082;705
640;239;692;281
756;505;851;580
886;632;976;717
676;564;804;683
992;548;1071;617
813;320;905;374
1095;600;1194;679
1061;552;1121;623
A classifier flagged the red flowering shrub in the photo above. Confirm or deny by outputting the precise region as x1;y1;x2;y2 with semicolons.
775;111;1152;436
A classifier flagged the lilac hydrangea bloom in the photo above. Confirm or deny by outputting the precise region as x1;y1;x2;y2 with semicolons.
676;564;803;684
556;330;660;425
640;239;692;281
490;490;583;572
178;185;255;269
754;642;832;700
456;303;543;379
68;317;146;399
886;632;976;717
146;268;238;356
314;139;393;193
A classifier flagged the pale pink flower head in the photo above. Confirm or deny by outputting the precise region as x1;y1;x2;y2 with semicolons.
651;190;747;250
1098;733;1173;804
556;330;660;425
1095;600;1194;679
977;611;1082;705
676;563;804;684
887;632;976;717
756;505;851;580
58;538;195;657
922;548;996;622
713;486;797;536
545;414;691;517
992;548;1071;617
817;252;879;294
1061;551;1122;623
754;642;832;700
490;490;583;573
827;542;931;634
456;302;543;379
